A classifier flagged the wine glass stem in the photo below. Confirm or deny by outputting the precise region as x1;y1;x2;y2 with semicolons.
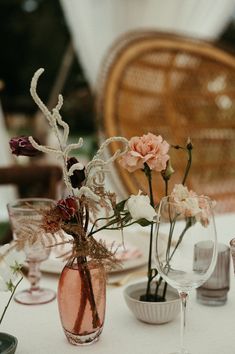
179;291;189;354
28;261;42;291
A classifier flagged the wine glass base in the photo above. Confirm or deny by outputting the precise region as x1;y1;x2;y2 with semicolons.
14;288;56;305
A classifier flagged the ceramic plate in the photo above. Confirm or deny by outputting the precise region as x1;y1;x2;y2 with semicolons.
40;227;152;274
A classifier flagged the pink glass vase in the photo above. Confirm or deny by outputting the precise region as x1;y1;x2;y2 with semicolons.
57;259;106;346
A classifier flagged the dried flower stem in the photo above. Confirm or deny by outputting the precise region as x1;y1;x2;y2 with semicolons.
72;262;88;333
83;263;101;328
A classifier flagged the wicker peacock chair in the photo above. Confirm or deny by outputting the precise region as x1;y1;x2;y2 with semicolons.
96;31;235;213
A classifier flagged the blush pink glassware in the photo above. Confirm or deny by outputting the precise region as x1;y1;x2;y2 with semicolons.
57;259;106;345
7;198;56;305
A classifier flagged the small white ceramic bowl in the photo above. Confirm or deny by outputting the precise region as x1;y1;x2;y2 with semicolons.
123;281;180;324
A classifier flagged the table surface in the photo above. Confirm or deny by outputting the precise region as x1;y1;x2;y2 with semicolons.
1;213;235;354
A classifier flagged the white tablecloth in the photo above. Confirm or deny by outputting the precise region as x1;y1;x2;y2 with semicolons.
1;213;235;354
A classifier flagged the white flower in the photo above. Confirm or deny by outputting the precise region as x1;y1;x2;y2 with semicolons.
169;185;215;226
171;184;191;202
125;192;156;222
198;196;216;227
181;197;201;218
170;184;201;217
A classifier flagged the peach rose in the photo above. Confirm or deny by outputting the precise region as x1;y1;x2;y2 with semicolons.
120;133;169;172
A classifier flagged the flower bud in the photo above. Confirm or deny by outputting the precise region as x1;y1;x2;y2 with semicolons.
161;159;174;180
67;157;85;189
186;137;193;150
56;197;78;221
9;136;40;157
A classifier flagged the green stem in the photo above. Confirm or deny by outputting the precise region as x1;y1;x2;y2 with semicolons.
0;276;23;325
88;214;132;237
168;222;191;262
162;280;168;299
144;163;155;300
89;214;116;235
182;144;192;185
166;217;177;263
171;141;193;186
165;179;168;196
146;222;154;299
154;276;163;297
82;261;101;328
155;208;176;301
84;205;89;233
72;262;88;333
74;256;101;331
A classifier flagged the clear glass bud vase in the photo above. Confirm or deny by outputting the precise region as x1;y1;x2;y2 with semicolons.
57;258;106;346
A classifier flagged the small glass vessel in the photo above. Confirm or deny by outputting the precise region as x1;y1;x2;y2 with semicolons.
7;198;56;305
57;259;106;346
155;195;217;354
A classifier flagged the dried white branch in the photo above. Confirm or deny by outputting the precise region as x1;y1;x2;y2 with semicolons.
61;163;73;191
85;137;128;190
64;139;84;160
30;69;128;202
53;109;69;146
30;68;54;127
68;162;84;176
93;136;129;160
76;186;100;202
55;94;63;111
29;136;63;156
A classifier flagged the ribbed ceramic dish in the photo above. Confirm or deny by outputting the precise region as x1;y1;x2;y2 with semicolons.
124;281;180;324
0;333;18;354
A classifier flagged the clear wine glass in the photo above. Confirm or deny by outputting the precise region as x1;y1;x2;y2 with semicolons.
7;198;56;305
154;195;217;354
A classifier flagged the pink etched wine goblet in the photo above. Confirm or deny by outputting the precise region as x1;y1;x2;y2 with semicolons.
7;198;56;305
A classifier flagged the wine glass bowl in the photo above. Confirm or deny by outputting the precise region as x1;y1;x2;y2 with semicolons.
7;198;56;305
155;195;217;354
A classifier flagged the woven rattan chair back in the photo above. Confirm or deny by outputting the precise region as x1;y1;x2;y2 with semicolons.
97;31;235;212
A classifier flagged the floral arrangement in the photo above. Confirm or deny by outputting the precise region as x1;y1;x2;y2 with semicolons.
9;68;211;306
0;244;24;325
119;134;194;301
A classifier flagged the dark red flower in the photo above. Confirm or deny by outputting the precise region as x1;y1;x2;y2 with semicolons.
67;157;85;189
9;136;40;157
56;197;78;221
